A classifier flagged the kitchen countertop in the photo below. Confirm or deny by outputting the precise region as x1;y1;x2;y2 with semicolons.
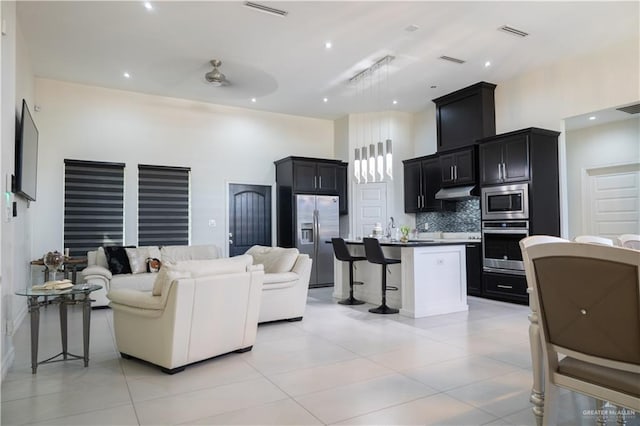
343;238;479;247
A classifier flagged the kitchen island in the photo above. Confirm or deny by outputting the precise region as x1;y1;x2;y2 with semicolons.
333;239;470;318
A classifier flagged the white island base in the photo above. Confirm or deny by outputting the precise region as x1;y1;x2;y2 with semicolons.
333;243;468;318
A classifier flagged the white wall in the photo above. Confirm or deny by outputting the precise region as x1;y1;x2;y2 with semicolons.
1;1;36;379
31;79;334;258
565;118;640;238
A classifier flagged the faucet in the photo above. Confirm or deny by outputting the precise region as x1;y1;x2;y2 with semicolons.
386;217;395;238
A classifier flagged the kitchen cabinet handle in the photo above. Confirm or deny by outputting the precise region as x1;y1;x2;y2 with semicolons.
319;176;322;188
501;163;506;180
421;195;425;208
450;166;454;180
417;195;421;209
454;165;458;181
314;176;317;188
497;164;502;180
497;284;513;289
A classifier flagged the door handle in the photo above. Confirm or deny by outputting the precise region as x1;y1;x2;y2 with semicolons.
228;232;233;237
229;239;233;245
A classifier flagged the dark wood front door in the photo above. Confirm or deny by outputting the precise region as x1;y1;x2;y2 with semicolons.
229;184;272;256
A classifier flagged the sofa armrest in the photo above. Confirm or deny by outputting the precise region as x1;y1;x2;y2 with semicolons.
82;265;112;280
264;272;298;285
108;288;164;311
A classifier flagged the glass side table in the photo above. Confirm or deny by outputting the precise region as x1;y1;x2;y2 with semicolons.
15;284;102;374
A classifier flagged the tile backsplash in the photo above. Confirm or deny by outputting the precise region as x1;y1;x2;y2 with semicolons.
416;199;481;232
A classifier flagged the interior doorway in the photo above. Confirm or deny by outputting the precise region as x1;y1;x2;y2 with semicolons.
228;184;272;256
354;182;388;239
582;162;640;239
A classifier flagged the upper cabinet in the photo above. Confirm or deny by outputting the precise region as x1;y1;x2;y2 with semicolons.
433;82;497;152
275;157;348;214
478;134;529;185
439;146;477;187
403;155;455;213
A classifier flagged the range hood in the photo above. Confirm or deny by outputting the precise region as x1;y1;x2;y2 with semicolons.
435;185;477;200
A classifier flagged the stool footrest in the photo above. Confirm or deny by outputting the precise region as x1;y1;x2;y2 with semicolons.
386;286;399;291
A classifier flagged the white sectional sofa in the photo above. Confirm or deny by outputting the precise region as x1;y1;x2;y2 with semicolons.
245;245;312;323
82;245;220;307
108;255;264;373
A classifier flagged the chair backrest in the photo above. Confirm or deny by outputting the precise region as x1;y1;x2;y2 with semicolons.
525;242;640;366
520;235;570;293
363;237;386;265
574;235;614;246
331;238;353;262
619;234;640;250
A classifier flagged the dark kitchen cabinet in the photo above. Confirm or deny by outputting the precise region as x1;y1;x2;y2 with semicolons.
292;160;339;194
275;156;348;212
466;243;482;296
403;155;454;213
482;271;528;304
439;147;476;187
479;133;529;185
433;82;496;152
478;128;561;236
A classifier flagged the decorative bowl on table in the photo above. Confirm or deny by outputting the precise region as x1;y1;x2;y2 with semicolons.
43;251;65;281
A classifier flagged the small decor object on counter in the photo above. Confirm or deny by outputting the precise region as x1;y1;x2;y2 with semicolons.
43;251;65;281
400;225;411;243
371;223;384;239
146;257;162;273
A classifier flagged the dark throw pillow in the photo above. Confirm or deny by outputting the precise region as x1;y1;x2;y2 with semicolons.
103;246;134;275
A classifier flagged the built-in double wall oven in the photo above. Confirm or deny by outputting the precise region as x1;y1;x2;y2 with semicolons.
481;183;529;275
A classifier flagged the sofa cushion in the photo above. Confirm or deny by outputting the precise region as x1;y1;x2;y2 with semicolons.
172;255;253;278
104;246;135;274
263;272;298;285
160;245;220;263
108;288;164;311
152;265;192;296
246;246;299;273
111;273;157;292
96;247;109;269
125;246;161;274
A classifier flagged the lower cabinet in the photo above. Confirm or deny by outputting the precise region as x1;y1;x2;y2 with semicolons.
465;243;482;296
482;271;528;304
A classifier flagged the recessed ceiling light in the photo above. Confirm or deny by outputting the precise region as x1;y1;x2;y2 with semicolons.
325;41;332;49
251;98;257;103
589;116;596;120
484;61;491;68
392;100;398;105
144;2;153;11
123;72;131;79
323;97;328;103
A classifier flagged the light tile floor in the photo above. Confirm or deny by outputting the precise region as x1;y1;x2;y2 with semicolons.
2;289;638;425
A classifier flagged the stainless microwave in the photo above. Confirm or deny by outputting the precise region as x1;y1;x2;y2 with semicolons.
481;183;529;220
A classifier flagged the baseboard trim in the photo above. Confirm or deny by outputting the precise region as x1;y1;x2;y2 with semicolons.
2;345;15;380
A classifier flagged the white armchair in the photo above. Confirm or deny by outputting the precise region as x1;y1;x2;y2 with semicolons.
107;255;263;374
245;246;312;323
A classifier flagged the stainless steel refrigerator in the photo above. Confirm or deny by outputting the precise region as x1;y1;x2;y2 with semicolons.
296;194;340;287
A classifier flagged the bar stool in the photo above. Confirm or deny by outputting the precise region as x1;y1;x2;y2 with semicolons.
331;238;366;305
363;237;400;314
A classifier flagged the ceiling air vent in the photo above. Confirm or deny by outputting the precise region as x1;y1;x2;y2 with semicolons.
243;2;288;17
439;55;466;64
498;25;529;37
616;103;640;115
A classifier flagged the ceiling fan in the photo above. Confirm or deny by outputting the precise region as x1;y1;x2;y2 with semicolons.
204;59;228;86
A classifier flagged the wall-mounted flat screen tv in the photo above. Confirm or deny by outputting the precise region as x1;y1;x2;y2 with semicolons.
15;99;38;201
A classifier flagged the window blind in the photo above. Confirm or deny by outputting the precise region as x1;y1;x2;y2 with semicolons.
138;165;190;247
63;159;125;257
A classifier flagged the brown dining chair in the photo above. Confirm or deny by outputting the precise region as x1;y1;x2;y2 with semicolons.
524;241;640;425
